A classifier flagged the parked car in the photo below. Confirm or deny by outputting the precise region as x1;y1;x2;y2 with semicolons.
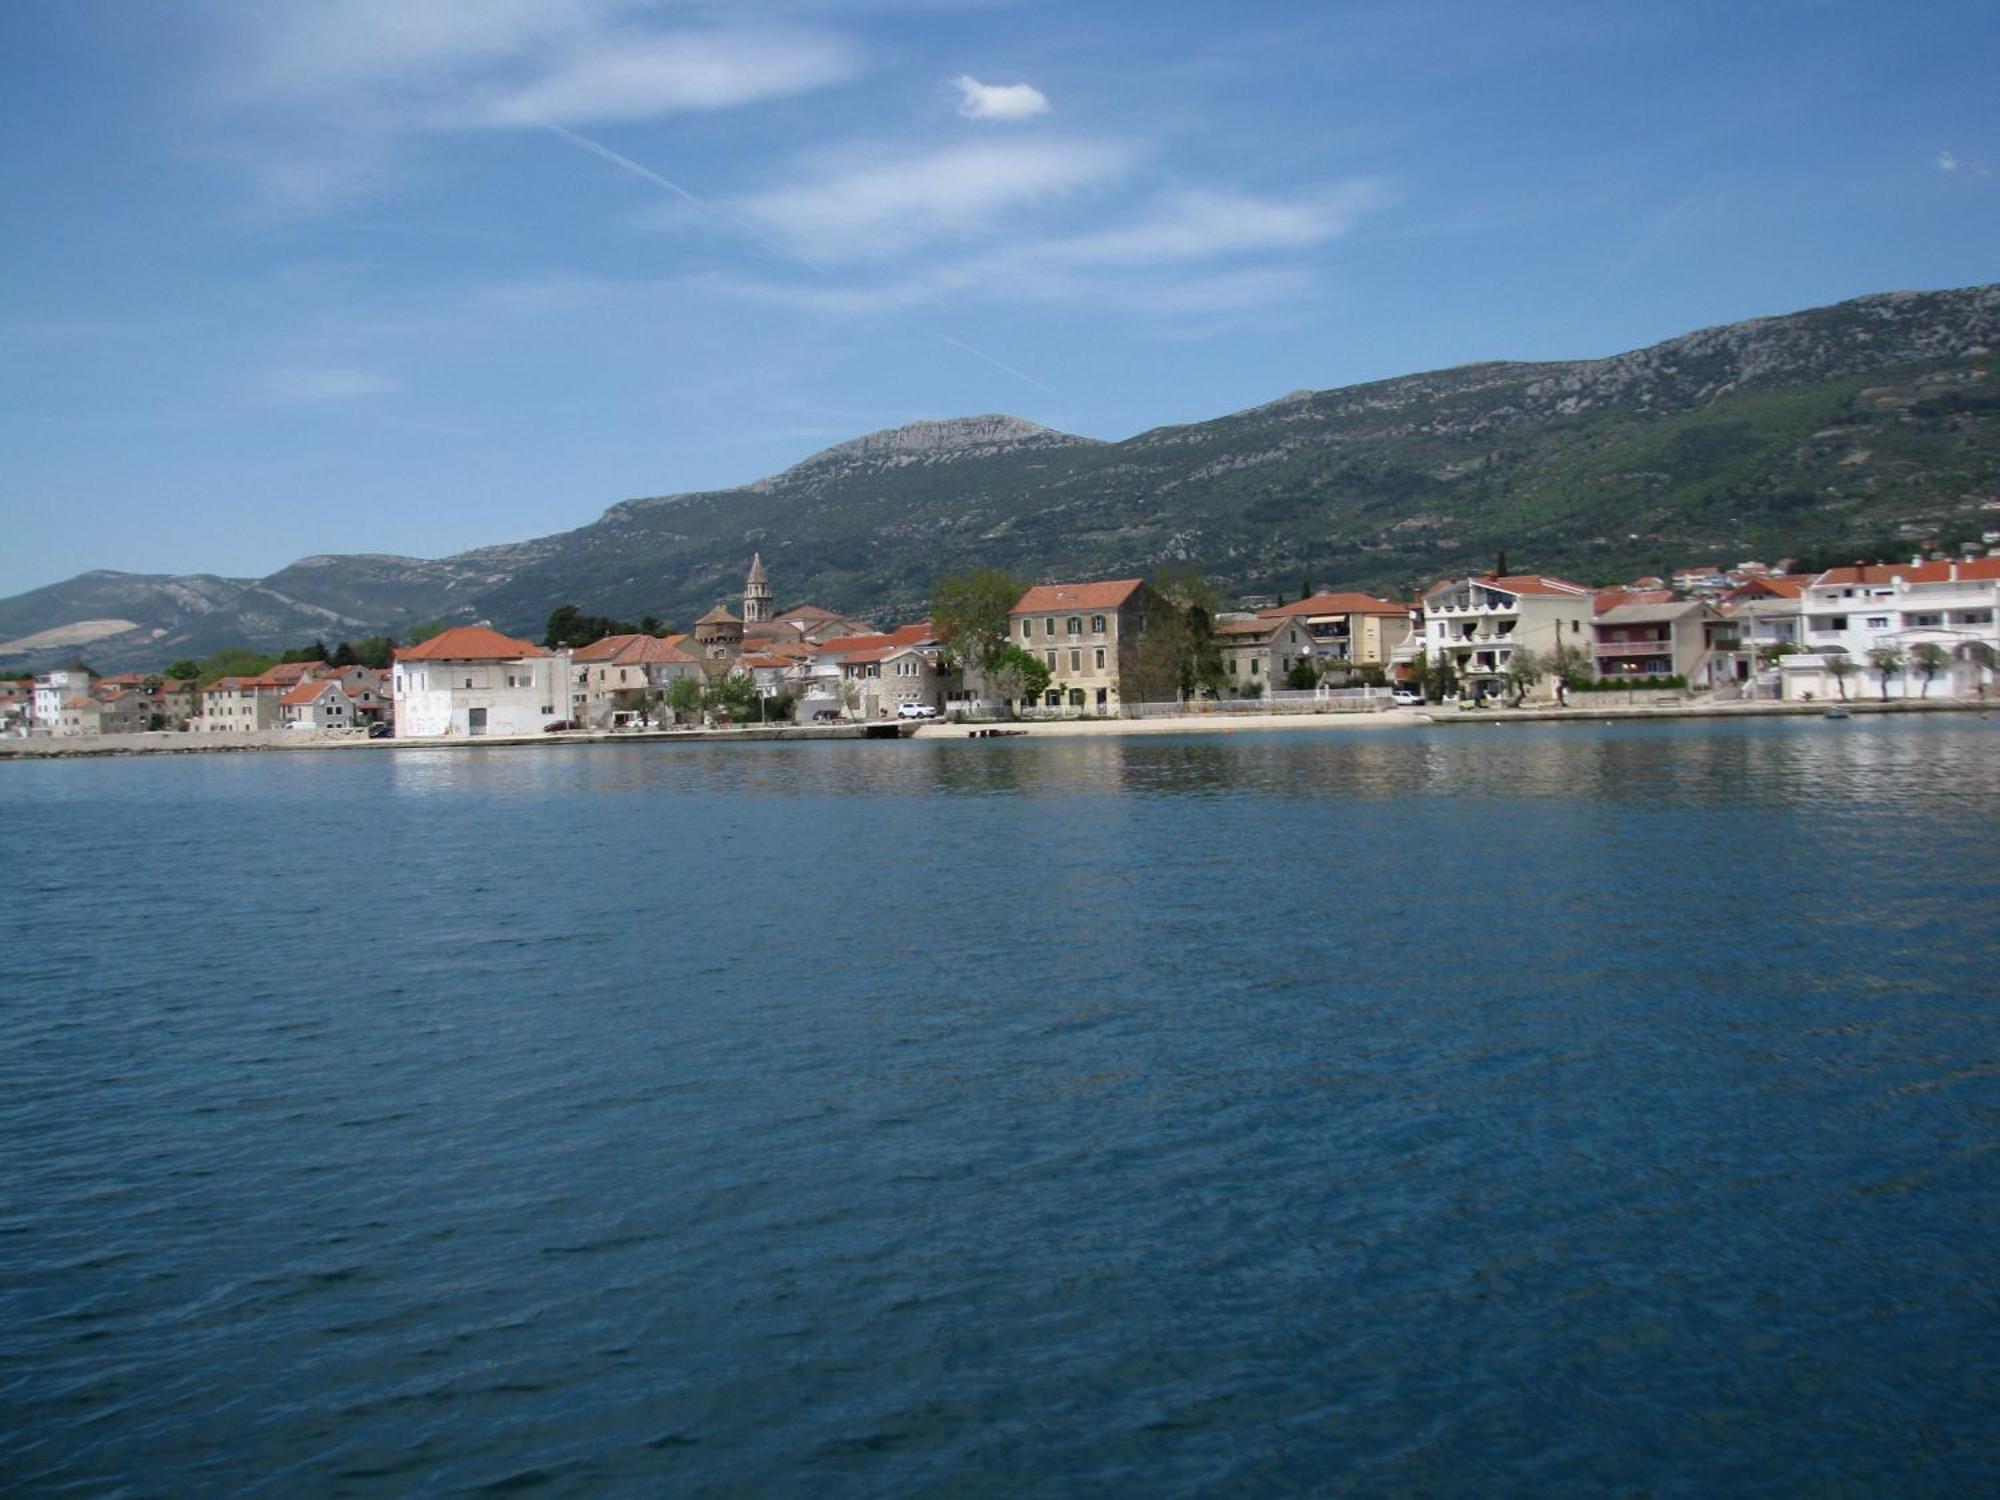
1391;687;1425;706
812;709;841;722
896;703;940;720
542;719;579;733
367;722;393;739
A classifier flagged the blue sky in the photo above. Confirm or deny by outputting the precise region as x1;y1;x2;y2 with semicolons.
2;0;1995;598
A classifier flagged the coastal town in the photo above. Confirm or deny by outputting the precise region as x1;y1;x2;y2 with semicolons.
4;546;1997;747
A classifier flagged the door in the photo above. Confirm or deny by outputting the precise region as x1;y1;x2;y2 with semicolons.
468;707;487;736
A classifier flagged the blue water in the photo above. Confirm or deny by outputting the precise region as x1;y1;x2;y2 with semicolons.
3;717;1997;1496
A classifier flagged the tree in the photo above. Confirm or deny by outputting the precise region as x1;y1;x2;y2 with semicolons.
1908;642;1949;697
1429;650;1460;703
1284;660;1319;690
932;569;1026;674
543;604;637;650
1129;569;1225;702
1825;652;1856;702
1548;636;1591;707
279;640;329;664
1503;649;1544;707
330;640;360;668
164;659;201;682
703;670;763;720
664;676;703;724
989;644;1051;708
1866;644;1904;702
1966;641;1998;700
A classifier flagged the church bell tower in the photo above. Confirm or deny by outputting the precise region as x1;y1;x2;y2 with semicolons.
744;552;773;626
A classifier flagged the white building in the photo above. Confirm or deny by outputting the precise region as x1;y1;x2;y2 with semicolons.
392;626;570;737
32;668;95;732
1415;574;1594;700
1782;558;2000;700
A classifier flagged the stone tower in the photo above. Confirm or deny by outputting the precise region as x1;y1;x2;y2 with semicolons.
693;603;744;678
743;552;772;626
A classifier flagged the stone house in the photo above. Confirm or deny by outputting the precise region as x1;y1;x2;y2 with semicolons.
1008;579;1159;713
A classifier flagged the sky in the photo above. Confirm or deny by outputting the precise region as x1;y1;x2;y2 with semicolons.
2;0;1996;598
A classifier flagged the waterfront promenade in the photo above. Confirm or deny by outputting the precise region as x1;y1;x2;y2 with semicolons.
0;697;1983;758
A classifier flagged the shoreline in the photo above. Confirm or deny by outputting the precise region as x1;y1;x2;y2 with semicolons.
2;697;1985;759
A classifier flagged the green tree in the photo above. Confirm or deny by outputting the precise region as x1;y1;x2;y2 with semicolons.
1284;660;1320;690
1908;642;1949;697
1548;635;1591;706
330;640;360;668
703;670;763;720
990;644;1051;707
1825;652;1856;702
1866;644;1904;701
665;676;703;724
1965;641;1998;699
1503;649;1544;707
164;659;201;682
932;569;1027;674
1429;650;1460;703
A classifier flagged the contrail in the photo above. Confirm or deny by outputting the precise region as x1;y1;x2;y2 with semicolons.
539;122;1062;401
932;333;1065;399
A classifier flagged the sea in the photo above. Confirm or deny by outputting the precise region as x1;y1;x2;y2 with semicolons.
3;715;1996;1496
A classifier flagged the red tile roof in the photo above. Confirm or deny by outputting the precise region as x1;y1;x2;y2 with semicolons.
1012;579;1145;613
1257;591;1407;619
397;626;546;661
572;633;697;665
815;623;935;657
1812;558;2000;587
280;680;342;706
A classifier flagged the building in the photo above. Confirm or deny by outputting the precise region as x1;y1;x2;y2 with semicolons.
1783;557;2000;699
807;623;948;719
1213;615;1309;693
1414;574;1595;700
691;605;745;679
200;675;287;733
280;678;355;731
571;633;702;727
743;552;773;626
392;626;569;737
1254;591;1412;674
1008;579;1158;713
32;667;95;732
1590;600;1724;683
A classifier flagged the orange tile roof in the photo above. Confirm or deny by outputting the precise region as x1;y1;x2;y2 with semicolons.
816;623;935;657
397;625;546;661
1813;558;2000;587
1727;576;1808;599
1013;579;1145;613
572;633;697;665
1258;591;1407;619
280;680;342;706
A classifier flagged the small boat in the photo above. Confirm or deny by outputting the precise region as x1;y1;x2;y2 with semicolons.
1824;705;1851;720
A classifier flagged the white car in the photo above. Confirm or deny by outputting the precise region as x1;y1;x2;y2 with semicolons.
896;703;940;719
1391;687;1425;706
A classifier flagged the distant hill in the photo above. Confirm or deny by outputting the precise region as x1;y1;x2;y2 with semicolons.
5;284;1996;673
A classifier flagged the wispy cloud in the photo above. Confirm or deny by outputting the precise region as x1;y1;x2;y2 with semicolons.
1044;183;1386;266
209;2;863;210
1938;149;1961;173
737;138;1133;261
253;367;403;405
1936;147;1992;179
952;74;1050;122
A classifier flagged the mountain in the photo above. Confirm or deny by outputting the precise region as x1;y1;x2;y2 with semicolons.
5;284;1996;672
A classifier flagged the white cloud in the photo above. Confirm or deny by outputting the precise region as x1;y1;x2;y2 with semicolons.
209;3;864;209
1044;182;1385;265
476;30;861;127
738;138;1132;260
255;367;404;404
953;74;1051;122
1938;149;1960;173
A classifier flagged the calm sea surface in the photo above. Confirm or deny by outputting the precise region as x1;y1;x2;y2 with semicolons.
3;717;1997;1496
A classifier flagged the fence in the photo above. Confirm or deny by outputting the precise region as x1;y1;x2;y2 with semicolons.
1119;687;1396;720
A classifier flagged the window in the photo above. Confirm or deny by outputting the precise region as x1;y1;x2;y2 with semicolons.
1865;616;1889;629
1069;648;1081;671
1827;615;1848;631
1961;610;1992;624
1094;647;1105;669
1228;658;1238;675
1045;689;1060;707
1571;620;1579;634
1250;659;1261;675
1045;617;1057;636
1066;616;1081;636
1091;614;1106;634
1044;649;1056;669
1910;614;1941;627
1096;687;1108;707
1021;620;1032;640
1068;688;1085;707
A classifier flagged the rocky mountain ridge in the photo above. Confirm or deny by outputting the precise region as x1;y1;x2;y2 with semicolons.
5;283;1996;672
